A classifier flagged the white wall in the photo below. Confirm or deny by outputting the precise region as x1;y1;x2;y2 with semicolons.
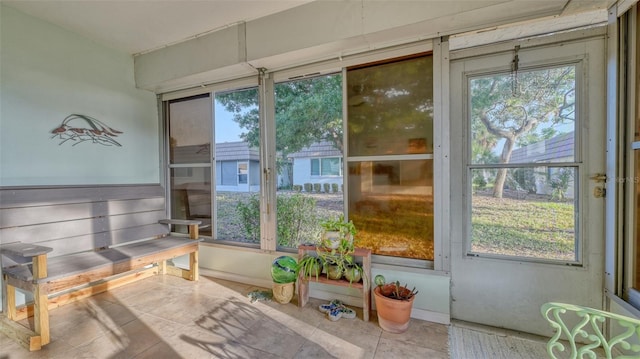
293;158;343;189
198;244;450;324
0;5;159;186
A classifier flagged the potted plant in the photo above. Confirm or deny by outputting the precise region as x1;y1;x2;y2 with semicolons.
320;215;356;249
270;255;298;304
373;274;418;333
317;235;357;281
343;263;363;283
298;254;322;280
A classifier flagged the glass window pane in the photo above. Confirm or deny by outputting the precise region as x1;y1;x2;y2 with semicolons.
170;167;211;235
470;166;577;261
214;88;260;243
275;74;344;248
238;162;248;184
321;158;340;176
169;95;212;164
311;159;320;176
220;161;237;186
348;160;434;260
470;66;576;165
347;56;433;156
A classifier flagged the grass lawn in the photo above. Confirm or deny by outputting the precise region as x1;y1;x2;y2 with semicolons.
209;191;575;261
471;194;576;261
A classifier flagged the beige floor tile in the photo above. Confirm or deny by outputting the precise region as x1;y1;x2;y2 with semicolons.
380;318;449;353
374;337;449;359
239;317;308;358
295;327;374;359
1;275;449;359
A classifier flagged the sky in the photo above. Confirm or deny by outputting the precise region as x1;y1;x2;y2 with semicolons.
214;99;245;143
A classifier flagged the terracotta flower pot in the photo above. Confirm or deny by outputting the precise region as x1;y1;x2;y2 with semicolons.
373;286;415;333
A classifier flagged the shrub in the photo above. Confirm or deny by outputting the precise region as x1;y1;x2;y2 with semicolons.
293;185;302;192
276;193;319;247
313;183;321;192
323;183;330;193
512;168;537;194
236;195;261;242
236;193;320;247
331;183;339;193
304;183;313;192
472;173;487;192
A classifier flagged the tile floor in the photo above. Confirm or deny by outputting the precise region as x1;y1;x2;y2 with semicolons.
0;274;449;359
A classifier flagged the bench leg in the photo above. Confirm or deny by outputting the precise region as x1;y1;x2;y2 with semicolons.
33;284;50;345
189;251;199;281
159;260;167;275
6;284;17;320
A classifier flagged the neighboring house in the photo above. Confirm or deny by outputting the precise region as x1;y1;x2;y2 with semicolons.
288;141;343;190
510;132;575;198
215;141;260;192
171;141;260;192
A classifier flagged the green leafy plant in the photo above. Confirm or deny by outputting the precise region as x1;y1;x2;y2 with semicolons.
298;254;322;280
320;215;356;239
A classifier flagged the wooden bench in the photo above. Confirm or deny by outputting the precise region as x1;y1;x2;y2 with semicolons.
0;185;201;351
541;302;640;359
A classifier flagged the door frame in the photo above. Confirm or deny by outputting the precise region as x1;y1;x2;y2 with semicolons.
448;26;607;335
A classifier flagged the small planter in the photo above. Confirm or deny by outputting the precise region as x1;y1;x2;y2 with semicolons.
374;285;415;333
272;282;294;304
344;265;362;283
326;264;343;280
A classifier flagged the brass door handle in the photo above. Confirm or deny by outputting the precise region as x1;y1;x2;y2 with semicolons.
589;173;607;183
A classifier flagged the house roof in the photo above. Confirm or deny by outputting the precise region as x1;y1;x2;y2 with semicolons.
171;141;259;163
288;141;342;159
216;141;260;161
510;132;574;163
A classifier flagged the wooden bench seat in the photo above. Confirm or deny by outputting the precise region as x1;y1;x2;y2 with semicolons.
0;185;201;351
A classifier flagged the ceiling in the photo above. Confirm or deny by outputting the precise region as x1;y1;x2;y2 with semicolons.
2;0;314;55
3;1;617;57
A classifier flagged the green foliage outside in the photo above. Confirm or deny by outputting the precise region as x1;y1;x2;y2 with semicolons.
236;193;322;247
216;75;343;174
470;66;576;198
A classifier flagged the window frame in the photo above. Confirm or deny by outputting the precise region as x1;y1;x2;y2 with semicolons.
162;40;443;269
463;61;586;266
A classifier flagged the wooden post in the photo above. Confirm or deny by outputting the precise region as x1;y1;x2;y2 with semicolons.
188;224;199;240
6;284;17;320
189;251;199;281
32;255;50;345
188;223;199;281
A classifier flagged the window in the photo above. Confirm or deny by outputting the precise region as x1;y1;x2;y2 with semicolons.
167;94;212;236
238;162;248;184
346;54;434;261
467;65;579;262
275;74;344;249
311;157;342;176
214;87;260;243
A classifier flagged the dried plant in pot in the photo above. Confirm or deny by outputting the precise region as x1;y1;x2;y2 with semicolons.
373;275;418;333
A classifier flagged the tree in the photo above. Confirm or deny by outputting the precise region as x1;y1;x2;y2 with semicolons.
470;66;575;198
216;74;343;173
